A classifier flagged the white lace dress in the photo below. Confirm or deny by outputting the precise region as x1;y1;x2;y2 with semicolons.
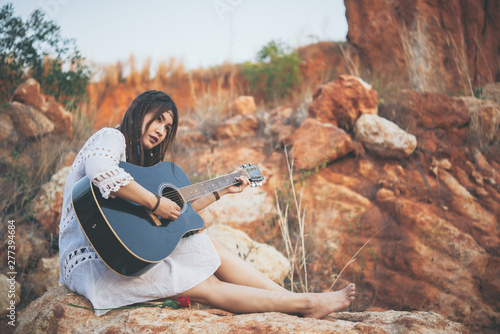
58;128;221;315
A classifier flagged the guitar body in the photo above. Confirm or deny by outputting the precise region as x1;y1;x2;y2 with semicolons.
72;161;204;277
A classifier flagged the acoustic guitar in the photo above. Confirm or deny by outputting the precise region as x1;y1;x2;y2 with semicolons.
71;161;264;277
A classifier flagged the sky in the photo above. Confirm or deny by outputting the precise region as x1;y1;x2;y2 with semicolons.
3;0;348;71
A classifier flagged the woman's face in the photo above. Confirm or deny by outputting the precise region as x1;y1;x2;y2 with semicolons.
141;111;173;150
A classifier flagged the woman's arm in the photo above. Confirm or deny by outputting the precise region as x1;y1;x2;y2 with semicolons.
112;180;181;220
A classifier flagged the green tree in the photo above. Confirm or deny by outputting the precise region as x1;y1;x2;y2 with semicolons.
0;3;90;107
242;40;302;101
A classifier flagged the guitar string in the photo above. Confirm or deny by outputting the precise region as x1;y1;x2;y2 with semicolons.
158;171;250;200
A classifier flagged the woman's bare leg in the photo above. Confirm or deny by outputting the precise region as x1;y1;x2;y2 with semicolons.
181;275;356;318
209;236;287;292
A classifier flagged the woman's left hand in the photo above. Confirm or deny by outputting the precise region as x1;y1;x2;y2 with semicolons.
225;175;250;195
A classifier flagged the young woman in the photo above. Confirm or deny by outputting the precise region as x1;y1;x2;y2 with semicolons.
59;90;355;318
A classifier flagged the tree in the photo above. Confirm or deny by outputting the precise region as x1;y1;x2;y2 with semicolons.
241;40;302;102
0;3;90;107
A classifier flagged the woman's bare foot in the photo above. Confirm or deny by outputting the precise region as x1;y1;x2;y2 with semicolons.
302;283;356;319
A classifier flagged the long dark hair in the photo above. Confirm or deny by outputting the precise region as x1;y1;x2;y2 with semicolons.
118;90;178;166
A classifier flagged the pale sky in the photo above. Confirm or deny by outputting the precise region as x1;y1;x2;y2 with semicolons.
3;0;348;70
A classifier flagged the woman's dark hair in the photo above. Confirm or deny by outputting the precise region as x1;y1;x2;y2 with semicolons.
118;90;178;166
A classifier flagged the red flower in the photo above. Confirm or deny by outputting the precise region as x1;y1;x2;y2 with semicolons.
176;296;191;308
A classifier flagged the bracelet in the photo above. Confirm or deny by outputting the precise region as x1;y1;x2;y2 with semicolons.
150;193;162;213
213;191;220;201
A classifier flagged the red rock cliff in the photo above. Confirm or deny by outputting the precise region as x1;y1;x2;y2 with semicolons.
344;0;500;93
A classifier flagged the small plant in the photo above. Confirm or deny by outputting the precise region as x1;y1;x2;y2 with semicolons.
242;40;302;102
0;3;90;105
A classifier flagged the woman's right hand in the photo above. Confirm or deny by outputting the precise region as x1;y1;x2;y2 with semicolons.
154;197;181;220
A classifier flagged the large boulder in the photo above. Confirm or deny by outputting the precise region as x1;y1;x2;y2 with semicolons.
11;79;73;139
25;256;61;298
460;96;500;144
198;144;266;176
200;186;275;235
6;102;54;138
213;114;259;140
15;285;467;333
354;114;417;158
0;114;19;148
40;101;74;139
204;224;289;284
12;78;46;110
228;96;256;116
308;75;378;131
290;118;355;170
34;166;71;235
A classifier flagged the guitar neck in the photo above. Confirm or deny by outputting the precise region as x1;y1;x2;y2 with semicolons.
179;171;247;202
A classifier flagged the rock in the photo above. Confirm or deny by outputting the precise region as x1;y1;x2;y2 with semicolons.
436;169;498;250
204;224;289;284
344;0;500;93
0;274;21;317
177;131;206;148
417;130;440;153
472;148;496;181
460;96;500;144
290;118;355;170
308;75;378;130
15;285;467;333
200;185;275;236
0;148;33;172
385;198;495;327
25;256;61;298
376;188;396;202
269;106;294;119
299;169;373;251
0;113;19;148
6;102;54;138
392;91;470;131
40;101;74;139
229;96;256;116
213;114;259;140
0;223;49;271
34;166;71;235
354;114;417;158
431;158;452;171
270;119;296;147
198;144;266;176
12;78;46;110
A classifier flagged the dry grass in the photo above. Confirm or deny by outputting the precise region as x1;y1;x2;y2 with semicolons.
275;146;309;293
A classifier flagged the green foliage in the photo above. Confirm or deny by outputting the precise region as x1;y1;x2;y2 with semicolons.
242;40;302;101
0;3;90;107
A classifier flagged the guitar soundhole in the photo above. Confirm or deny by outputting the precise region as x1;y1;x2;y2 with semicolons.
162;187;184;209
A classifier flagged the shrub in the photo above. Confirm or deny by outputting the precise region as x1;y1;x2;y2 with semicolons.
0;3;90;107
242;40;301;102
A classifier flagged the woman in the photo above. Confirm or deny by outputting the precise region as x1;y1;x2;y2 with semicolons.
59;90;355;318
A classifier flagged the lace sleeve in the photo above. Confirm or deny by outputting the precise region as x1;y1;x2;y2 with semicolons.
84;128;133;199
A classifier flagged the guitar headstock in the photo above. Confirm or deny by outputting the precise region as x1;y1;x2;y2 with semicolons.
241;163;264;187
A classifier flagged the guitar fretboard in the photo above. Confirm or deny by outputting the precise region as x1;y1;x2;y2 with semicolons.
178;171;246;202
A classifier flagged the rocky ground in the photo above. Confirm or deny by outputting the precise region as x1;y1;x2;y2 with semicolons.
1;74;499;333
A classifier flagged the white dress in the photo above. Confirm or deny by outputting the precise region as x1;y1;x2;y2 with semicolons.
58;128;221;316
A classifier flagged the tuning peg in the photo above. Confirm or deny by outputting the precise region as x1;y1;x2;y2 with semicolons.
251;182;256;187
258;182;263;187
241;164;247;168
